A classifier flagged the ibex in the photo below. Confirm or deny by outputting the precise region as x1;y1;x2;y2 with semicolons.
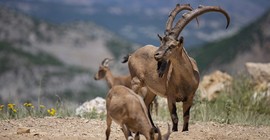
95;58;160;116
106;85;171;140
94;58;131;89
123;4;230;132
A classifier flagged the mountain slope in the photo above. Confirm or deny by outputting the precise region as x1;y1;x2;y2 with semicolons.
0;41;105;106
0;7;133;105
1;0;270;47
0;6;134;70
190;9;270;74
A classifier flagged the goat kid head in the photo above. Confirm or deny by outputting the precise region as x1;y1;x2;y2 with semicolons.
154;5;230;62
94;58;113;80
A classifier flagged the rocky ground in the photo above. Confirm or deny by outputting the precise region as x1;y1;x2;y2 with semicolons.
0;117;270;140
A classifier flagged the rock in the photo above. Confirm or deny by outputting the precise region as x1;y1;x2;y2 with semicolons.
33;133;40;136
245;62;270;99
199;70;232;101
75;97;106;116
17;127;30;134
245;62;270;84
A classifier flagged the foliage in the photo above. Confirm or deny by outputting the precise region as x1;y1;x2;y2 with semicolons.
190;76;270;126
1;75;269;127
80;108;106;120
152;75;270;126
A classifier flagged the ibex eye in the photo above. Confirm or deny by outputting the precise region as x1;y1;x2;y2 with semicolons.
169;45;175;49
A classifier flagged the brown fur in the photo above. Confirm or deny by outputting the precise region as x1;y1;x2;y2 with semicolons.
106;85;171;140
127;44;199;132
95;58;159;116
125;4;230;132
94;58;131;89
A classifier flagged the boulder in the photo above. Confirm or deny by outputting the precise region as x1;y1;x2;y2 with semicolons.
75;97;106;116
199;70;232;101
245;62;270;84
246;62;270;99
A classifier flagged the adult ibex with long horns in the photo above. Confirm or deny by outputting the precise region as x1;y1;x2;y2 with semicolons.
123;4;230;132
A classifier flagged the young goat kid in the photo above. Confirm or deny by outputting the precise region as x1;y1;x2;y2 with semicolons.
95;58;160;117
94;58;131;89
106;85;171;140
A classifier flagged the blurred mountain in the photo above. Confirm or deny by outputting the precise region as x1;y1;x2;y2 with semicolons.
190;9;270;74
1;0;270;105
1;0;270;47
0;7;132;105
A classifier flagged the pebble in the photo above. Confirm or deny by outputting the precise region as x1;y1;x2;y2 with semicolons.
17;127;30;134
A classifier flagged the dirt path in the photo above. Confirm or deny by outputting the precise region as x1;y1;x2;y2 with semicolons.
0;117;269;140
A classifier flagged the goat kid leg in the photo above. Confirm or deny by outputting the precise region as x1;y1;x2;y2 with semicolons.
182;95;194;131
168;97;178;132
121;124;133;140
106;116;112;140
134;132;140;140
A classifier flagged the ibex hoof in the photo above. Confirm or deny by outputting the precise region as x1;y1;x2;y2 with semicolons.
182;129;189;132
172;125;178;132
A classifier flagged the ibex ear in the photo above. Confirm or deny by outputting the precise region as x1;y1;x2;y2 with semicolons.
179;36;184;44
157;34;163;41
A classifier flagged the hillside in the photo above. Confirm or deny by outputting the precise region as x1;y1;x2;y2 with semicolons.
190;9;270;74
0;7;133;106
1;0;270;47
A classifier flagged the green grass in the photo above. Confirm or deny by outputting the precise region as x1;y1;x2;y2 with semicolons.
153;75;270;126
191;76;270;126
0;101;77;120
1;75;269;127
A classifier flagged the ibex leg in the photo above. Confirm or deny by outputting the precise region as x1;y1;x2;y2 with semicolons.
168;97;178;131
106;116;112;140
182;95;194;131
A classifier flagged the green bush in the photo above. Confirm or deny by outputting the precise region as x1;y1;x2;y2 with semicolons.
191;76;270;125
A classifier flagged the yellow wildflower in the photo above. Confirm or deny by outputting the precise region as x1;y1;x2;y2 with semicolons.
0;105;4;111
47;108;56;116
7;104;17;113
12;108;17;113
40;105;45;109
8;103;15;109
24;103;34;108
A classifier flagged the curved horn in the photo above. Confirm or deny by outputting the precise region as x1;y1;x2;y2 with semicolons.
170;5;230;39
101;58;113;67
165;4;195;35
